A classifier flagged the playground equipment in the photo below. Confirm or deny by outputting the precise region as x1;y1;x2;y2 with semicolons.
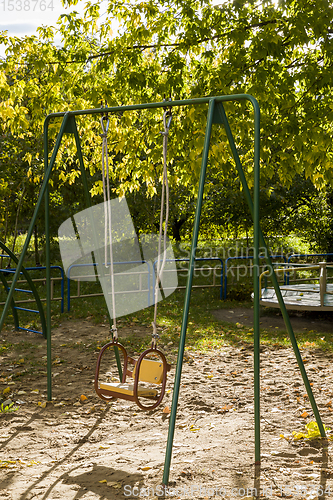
0;241;47;337
260;261;333;310
94;339;171;410
223;254;286;299
92;106;173;410
66;257;223;310
0;94;327;486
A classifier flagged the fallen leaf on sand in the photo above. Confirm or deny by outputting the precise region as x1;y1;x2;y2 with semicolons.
107;481;122;488
190;425;200;432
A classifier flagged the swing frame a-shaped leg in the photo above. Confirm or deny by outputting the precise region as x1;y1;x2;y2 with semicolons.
0;94;326;486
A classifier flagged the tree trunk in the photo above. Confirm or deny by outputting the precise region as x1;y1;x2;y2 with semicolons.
9;186;26;266
171;215;188;242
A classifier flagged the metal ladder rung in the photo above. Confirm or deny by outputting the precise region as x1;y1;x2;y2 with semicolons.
17;326;43;335
14;306;39;314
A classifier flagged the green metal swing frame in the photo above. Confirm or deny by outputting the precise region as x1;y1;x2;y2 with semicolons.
0;94;326;485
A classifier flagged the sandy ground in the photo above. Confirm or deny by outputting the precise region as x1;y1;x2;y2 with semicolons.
1;315;333;499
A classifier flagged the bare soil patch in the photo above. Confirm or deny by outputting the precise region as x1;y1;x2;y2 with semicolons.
1;318;333;499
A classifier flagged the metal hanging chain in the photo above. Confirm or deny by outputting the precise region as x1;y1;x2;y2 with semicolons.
101;113;118;340
152;107;172;347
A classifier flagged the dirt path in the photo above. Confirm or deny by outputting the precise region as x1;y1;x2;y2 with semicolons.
213;307;333;334
1;319;333;499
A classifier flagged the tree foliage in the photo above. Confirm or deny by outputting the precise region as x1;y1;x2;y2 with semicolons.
1;0;333;246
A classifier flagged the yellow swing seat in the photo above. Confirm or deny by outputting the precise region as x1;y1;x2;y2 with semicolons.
100;357;165;398
95;342;170;409
99;382;158;398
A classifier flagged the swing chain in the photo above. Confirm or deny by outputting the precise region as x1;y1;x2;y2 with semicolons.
152;100;172;349
100;101;109;138
160;107;172;136
100;115;109;138
151;331;160;349
100;104;118;333
111;324;118;341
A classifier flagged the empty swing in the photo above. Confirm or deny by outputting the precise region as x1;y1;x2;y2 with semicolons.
94;107;173;410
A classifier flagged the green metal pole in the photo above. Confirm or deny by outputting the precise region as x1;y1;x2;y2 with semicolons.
44;119;52;401
0;113;70;333
44;94;260;121
216;103;325;438
162;98;216;486
263;254;326;437
252;101;261;464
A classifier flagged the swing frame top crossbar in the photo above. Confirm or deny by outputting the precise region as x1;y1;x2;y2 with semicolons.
44;94;259;119
0;94;326;487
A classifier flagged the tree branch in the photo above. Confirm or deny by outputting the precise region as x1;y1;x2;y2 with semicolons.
45;19;279;65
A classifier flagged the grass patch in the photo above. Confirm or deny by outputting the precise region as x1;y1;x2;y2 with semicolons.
57;287;333;354
2;284;333;356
